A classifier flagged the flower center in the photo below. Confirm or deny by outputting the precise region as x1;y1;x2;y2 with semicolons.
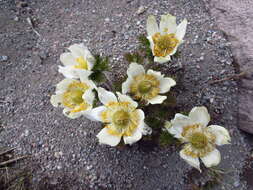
138;81;152;94
189;132;208;149
152;33;179;57
62;81;89;109
112;110;130;129
74;56;88;70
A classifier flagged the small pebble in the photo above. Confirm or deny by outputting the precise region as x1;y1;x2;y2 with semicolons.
0;55;8;62
136;6;146;15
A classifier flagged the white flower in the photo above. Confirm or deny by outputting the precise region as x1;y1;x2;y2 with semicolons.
167;106;231;172
85;87;148;146
146;14;187;63
58;43;95;79
122;62;176;104
50;70;96;119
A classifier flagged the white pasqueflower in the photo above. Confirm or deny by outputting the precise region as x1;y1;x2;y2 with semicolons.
50;70;96;119
122;62;176;104
146;14;187;63
58;43;95;79
86;87;148;146
167;106;231;172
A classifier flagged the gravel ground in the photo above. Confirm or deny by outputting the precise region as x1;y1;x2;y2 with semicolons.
0;0;252;189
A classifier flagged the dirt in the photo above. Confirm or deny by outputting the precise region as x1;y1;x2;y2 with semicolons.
0;0;252;189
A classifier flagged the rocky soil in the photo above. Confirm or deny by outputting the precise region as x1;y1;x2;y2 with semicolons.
0;0;252;189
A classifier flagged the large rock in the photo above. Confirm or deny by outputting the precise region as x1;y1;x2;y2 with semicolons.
204;0;253;134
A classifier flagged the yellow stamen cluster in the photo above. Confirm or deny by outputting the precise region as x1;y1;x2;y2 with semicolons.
62;81;90;112
152;33;179;57
101;102;140;137
181;124;216;157
130;74;160;101
74;56;88;70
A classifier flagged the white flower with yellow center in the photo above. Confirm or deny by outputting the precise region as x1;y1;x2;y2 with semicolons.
147;14;187;63
166;106;231;172
122;62;176;104
86;87;148;146
58;43;95;79
50;71;96;119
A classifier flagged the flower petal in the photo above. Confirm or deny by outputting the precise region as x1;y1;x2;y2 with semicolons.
160;14;177;34
50;94;63;107
58;66;78;79
207;125;231;145
116;92;138;108
175;19;187;41
60;52;76;66
180;149;201;172
97;87;117;105
127;62;145;78
63;108;83;119
148;95;167;104
189;106;210;127
68;43;86;58
76;70;92;82
147;36;155;54
82;89;95;106
147;69;163;81
122;77;133;94
97;128;121;146
169;113;193;138
154;56;171;63
55;78;74;93
123;129;142;145
84;106;106;121
147;15;159;36
200;149;221;168
159;77;176;93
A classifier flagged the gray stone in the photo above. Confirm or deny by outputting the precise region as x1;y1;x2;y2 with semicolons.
204;0;253;134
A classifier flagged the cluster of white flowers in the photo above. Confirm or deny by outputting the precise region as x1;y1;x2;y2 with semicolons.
50;14;231;172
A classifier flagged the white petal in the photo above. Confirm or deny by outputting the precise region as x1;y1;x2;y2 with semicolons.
122;77;133;94
123;129;142;145
189;106;210;127
147;69;163;81
159;77;176;93
55;78;74;93
147;36;155;54
83;48;95;70
97;128;121;146
58;66;78;79
175;19;187;41
97;87;117;105
116;92;138;108
160;14;177;34
154;56;171;63
180;149;201;172
169;114;193;138
136;109;145;122
63;108;83;119
147;15;159;36
68;43;86;58
82;89;95;106
201;149;221;168
148;95;167;104
207;125;231;145
84;106;106;121
60;52;76;66
76;70;92;82
127;62;145;78
50;94;63;107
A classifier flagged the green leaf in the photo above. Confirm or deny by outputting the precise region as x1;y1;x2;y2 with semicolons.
159;130;179;146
